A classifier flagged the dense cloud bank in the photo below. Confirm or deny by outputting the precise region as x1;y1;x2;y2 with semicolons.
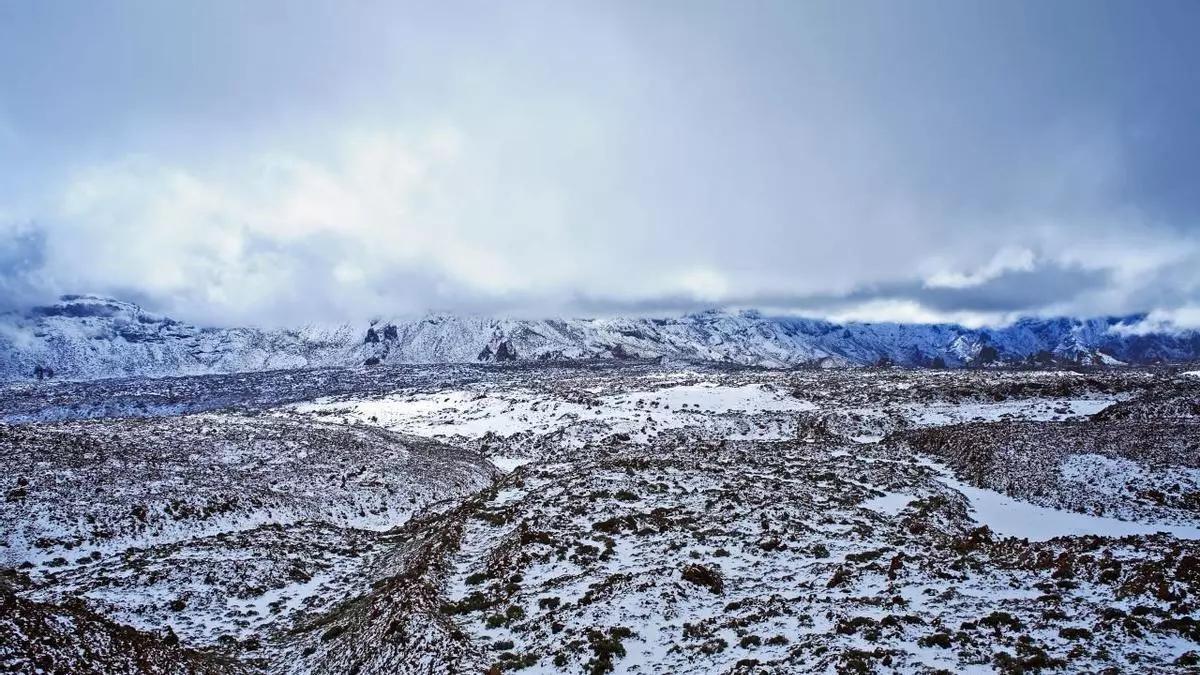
2;2;1200;325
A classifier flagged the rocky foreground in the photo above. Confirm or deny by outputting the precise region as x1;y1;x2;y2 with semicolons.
3;365;1200;673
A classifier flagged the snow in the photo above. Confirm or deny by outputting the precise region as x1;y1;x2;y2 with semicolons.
489;456;533;472
6;294;1200;381
1060;453;1145;495
859;491;914;516
9;364;1200;673
295;383;817;446
900;397;1117;427
925;459;1200;541
605;382;814;413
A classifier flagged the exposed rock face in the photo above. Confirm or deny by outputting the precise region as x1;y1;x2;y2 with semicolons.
493;340;518;362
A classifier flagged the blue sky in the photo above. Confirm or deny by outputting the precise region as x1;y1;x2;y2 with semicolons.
2;1;1200;327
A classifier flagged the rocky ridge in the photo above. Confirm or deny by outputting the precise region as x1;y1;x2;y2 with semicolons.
3;295;1200;381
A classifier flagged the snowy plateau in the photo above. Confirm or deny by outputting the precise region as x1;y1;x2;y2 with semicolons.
2;299;1200;673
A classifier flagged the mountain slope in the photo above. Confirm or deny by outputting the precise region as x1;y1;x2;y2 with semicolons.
1;295;1198;381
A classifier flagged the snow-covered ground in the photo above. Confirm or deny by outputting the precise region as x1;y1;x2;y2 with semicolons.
5;364;1200;673
922;458;1200;541
293;381;817;446
898;397;1118;427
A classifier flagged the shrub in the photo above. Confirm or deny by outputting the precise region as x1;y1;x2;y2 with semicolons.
681;563;724;594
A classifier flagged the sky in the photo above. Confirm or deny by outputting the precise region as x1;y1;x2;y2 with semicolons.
2;0;1200;328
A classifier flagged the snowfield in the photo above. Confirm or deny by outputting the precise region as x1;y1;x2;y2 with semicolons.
293;381;817;447
897;397;1120;427
922;457;1200;541
4;363;1200;673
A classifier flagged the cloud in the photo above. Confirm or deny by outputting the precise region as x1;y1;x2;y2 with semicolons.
924;248;1036;289
1111;307;1200;334
24;127;767;325
3;2;1200;326
35;129;517;324
821;300;1008;329
912;261;1113;314
5;126;1196;328
0;221;49;311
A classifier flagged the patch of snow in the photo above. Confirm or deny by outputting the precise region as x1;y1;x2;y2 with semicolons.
925;459;1200;541
489;456;533;473
295;383;817;447
860;492;914;516
900;398;1117;427
1060;454;1145;496
851;434;885;444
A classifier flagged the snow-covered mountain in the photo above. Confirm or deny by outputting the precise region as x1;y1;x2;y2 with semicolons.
2;294;1199;381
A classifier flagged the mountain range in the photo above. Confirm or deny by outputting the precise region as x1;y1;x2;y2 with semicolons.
1;294;1198;381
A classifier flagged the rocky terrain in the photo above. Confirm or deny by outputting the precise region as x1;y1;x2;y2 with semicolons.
3;365;1200;673
4;295;1200;381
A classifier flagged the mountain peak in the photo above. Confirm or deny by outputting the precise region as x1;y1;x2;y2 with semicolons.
32;294;146;319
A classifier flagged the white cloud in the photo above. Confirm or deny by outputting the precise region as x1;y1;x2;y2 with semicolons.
923;247;1036;289
673;267;730;301
16;127;1200;327
32;128;770;325
1110;306;1200;334
42;131;485;324
4;2;1200;327
823;299;1013;329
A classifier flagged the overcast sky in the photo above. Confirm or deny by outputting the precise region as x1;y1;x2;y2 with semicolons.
2;0;1200;327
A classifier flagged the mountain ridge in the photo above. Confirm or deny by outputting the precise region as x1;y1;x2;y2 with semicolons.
2;294;1198;381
